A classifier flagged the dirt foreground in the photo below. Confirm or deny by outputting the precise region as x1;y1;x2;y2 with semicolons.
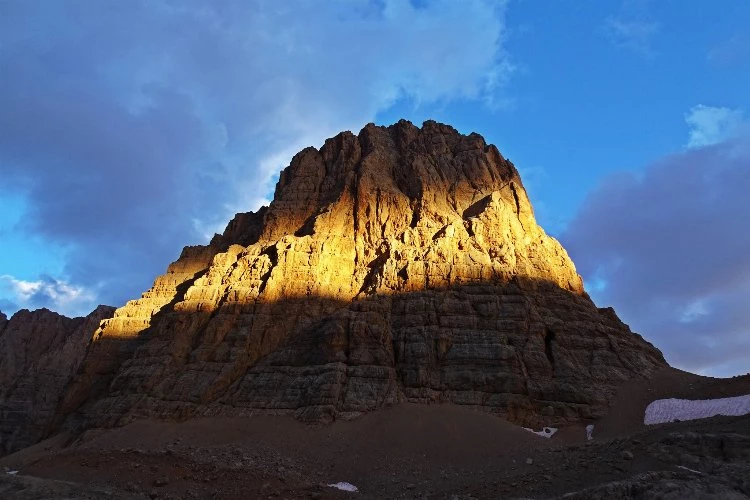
1;368;749;499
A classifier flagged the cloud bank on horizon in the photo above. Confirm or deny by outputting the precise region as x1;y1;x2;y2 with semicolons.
563;108;750;378
0;0;510;315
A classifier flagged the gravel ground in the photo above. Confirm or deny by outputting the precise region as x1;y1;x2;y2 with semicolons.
1;368;748;499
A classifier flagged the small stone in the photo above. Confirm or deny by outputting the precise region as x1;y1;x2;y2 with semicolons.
621;450;634;460
525;458;534;465
153;477;169;487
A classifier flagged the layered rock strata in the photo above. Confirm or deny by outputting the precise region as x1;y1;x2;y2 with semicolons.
0;306;114;455
63;120;665;430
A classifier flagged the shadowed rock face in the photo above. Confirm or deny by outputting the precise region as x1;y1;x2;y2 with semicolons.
0;305;115;455
60;120;665;430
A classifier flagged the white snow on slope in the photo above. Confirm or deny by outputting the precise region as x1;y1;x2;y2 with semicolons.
585;424;594;441
644;394;750;425
676;465;703;475
327;482;359;492
522;426;558;438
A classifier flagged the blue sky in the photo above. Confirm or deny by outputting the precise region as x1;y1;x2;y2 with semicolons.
1;0;748;377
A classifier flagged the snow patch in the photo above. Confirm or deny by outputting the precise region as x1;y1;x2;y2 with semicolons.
523;426;558;438
327;482;358;492
676;465;704;475
6;470;18;475
644;394;750;425
585;424;594;441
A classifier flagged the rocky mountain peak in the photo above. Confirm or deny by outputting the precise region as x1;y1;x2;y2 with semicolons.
207;120;582;307
262;119;525;246
1;121;667;456
57;120;663;431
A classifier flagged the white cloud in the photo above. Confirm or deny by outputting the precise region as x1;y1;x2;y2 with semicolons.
0;0;513;311
603;0;659;57
679;299;710;324
685;105;746;148
0;275;97;317
604;17;659;56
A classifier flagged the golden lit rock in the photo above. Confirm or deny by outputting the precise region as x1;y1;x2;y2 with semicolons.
63;120;665;429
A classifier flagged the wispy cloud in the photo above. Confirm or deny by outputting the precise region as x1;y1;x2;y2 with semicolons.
604;18;658;56
603;1;659;57
0;275;97;317
685;105;746;149
708;34;750;66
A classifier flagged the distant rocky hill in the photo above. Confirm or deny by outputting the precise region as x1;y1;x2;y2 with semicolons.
0;305;114;455
1;120;666;456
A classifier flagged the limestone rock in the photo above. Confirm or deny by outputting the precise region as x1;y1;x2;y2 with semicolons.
0;305;115;455
62;120;665;430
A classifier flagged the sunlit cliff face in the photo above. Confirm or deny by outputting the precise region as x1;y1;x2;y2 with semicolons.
64;121;663;430
93;120;583;341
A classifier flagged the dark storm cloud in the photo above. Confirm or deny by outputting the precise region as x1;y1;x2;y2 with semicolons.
562;136;750;377
0;0;510;311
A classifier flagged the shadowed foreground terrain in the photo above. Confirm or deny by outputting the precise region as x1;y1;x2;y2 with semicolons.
2;368;749;499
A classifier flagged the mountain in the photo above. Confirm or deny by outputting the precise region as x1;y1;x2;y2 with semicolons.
52;119;665;434
8;120;747;499
0;305;115;455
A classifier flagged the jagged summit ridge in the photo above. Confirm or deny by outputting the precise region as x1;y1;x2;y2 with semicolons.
57;120;665;430
214;119;584;298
